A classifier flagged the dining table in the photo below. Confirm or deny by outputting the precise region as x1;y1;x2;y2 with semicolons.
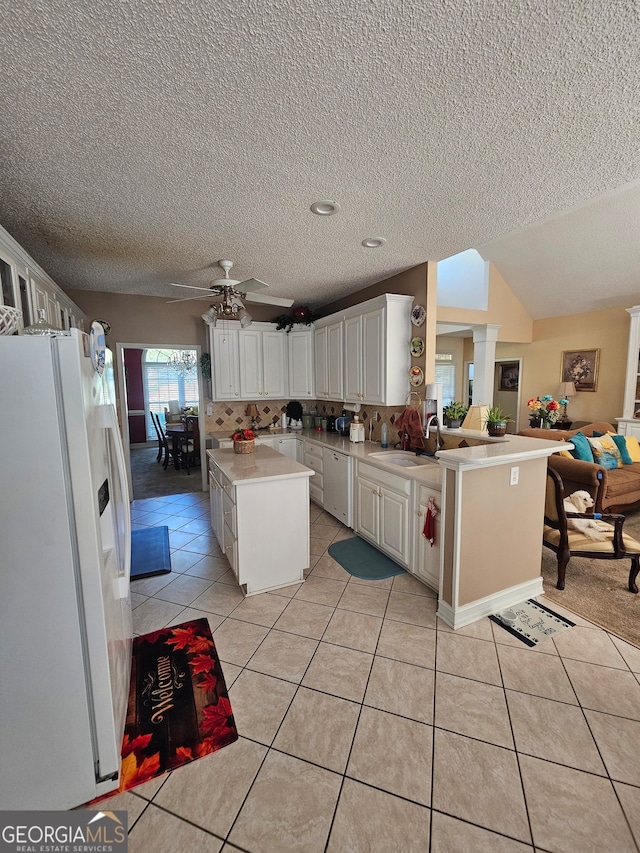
164;422;191;470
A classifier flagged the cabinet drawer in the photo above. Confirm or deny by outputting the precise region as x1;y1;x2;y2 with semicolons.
309;480;324;506
223;521;238;576
222;490;236;535
357;461;411;495
304;452;324;475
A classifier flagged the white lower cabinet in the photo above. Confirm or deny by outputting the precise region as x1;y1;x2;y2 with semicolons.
275;435;300;461
355;462;410;567
411;484;442;592
304;440;324;507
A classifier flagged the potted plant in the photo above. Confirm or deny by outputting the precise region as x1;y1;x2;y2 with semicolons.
231;427;256;454
443;401;469;429
483;406;512;437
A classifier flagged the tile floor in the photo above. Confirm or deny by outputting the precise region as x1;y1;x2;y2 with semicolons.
89;491;640;852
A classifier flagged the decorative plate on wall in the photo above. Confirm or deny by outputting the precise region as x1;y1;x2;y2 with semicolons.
411;305;426;327
410;336;424;357
409;366;424;387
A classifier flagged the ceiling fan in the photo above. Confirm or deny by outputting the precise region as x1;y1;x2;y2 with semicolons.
167;259;294;326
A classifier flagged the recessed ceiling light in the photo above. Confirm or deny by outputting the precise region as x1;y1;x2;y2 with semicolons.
310;200;341;216
361;238;386;248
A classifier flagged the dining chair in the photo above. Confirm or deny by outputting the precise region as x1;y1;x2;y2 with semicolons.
150;411;165;463
543;466;640;592
179;415;200;474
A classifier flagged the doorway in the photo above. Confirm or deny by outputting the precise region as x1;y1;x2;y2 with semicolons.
492;357;523;433
115;342;206;497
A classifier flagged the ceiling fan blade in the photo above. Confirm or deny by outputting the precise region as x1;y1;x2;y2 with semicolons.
166;293;219;304
238;277;269;293
169;282;216;292
244;292;294;307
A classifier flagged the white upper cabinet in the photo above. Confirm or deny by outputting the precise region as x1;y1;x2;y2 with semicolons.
211;327;241;400
315;319;344;401
287;328;315;399
238;327;287;399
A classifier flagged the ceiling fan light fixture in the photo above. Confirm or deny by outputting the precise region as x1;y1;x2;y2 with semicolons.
361;237;386;248
311;200;341;216
201;307;217;326
237;307;253;328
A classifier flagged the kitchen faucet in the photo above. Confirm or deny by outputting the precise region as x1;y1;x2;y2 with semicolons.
424;415;443;452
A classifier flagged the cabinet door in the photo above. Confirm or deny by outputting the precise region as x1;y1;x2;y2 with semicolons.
262;330;287;398
362;308;385;404
379;486;409;566
288;330;315;398
326;321;344;401
211;328;241;400
344;315;362;403
209;477;223;543
238;330;263;398
356;476;379;543
413;491;441;591
275;436;298;459
314;325;329;398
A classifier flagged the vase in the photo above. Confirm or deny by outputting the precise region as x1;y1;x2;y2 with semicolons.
487;421;507;437
529;417;541;428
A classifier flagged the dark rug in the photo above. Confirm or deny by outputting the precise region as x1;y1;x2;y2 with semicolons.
130;444;202;500
118;618;238;793
328;536;406;580
131;526;171;579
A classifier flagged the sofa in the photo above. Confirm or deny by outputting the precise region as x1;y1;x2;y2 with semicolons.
518;422;640;514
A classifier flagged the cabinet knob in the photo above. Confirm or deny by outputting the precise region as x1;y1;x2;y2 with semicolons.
224;510;230;516
417;511;423;517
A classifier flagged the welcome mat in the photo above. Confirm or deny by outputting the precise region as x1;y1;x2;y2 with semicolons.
130;526;171;579
328;536;406;581
489;599;575;647
118;618;238;793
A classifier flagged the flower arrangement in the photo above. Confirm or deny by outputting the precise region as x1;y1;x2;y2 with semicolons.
567;356;591;383
232;428;255;442
527;395;568;427
273;306;319;333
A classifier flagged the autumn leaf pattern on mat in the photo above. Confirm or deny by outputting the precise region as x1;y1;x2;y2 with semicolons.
118;617;238;793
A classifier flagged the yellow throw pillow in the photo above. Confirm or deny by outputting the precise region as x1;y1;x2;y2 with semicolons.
557;450;573;458
624;435;640;463
587;434;623;469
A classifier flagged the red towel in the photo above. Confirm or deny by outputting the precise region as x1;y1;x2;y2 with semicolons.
422;497;439;546
394;409;424;449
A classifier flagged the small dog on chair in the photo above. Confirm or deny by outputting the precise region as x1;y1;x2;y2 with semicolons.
563;490;612;541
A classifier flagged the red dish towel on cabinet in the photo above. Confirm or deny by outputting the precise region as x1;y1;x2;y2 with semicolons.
422;497;439;546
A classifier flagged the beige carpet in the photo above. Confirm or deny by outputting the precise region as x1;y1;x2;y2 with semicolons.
541;508;640;649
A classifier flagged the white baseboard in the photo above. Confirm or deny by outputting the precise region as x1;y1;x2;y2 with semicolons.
437;577;544;630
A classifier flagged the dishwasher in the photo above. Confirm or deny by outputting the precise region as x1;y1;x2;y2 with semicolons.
322;447;353;528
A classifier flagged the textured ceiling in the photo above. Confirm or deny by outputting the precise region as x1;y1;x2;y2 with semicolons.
0;0;638;319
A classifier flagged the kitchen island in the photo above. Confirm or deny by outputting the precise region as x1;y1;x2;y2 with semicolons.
207;445;314;595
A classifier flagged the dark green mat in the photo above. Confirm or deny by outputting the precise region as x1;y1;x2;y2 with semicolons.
328;536;406;580
131;525;171;579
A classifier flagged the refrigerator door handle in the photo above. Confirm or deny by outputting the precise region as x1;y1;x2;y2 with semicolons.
98;403;132;595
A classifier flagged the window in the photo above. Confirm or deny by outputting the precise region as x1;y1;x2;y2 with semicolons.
435;352;456;405
143;349;198;439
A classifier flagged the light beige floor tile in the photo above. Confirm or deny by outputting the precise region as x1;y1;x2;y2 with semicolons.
309;503;324;522
302;642;373;702
614;781;640;847
175;518;212;536
216;569;239;586
228;670;297;746
506;691;605;774
610;635;640;673
130;592;148;609
552;625;628;668
563;658;640;719
218;661;242;688
153;574;213;606
273;686;360;772
227;750;341;853
491;619;559;654
327;777;431;853
190;582;245;617
430;812;534;852
82;790;148;824
391;572;436;597
432;729;530;842
376;619;436;668
293;575;347;606
365;656;434;724
496;643;578;704
347;705;433;804
185;555;231;580
347;573;394;590
519;753;636;852
436;631;502;686
168;530;200;549
132;598;185;635
308;553;352;581
385;590;438;628
128;803;223;853
435;672;514;749
182;533;220;555
310;522;340;542
584;709;640;785
154;737;267;838
229;592;289;627
129;772;170;801
169;549;206;573
131;570;179;597
332;526;355;542
315;510;343;528
322;608;382;652
336;583;390;617
273;598;335;639
164;608;225;633
247;629;319;682
310;538;330;556
438;616;494;641
269;581;304;598
211;617;269;667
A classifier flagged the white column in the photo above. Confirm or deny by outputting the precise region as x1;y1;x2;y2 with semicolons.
471;324;501;406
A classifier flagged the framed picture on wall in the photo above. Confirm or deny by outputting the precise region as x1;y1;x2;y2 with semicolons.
499;362;520;391
561;349;600;392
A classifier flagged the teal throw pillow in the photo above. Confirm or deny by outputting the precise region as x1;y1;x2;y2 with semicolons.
611;433;633;465
569;432;594;462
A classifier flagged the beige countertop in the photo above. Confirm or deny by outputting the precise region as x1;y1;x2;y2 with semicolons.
207;445;314;486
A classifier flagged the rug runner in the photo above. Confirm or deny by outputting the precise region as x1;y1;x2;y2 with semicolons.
489;599;575;647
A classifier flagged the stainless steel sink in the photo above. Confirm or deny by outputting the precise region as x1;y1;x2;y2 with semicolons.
368;451;438;468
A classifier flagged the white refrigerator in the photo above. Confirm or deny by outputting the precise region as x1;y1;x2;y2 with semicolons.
0;328;132;809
